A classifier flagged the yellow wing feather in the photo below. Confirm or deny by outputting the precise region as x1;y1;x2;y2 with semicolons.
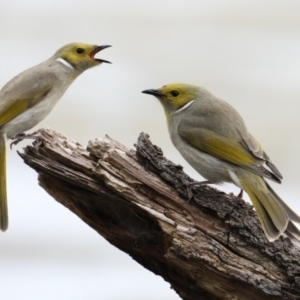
204;138;254;166
178;127;256;167
0;84;52;127
177;125;281;182
0;68;55;127
0;99;30;127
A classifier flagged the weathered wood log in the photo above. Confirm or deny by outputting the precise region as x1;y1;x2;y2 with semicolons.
19;128;300;300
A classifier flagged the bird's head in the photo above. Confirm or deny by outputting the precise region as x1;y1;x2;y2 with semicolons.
142;83;200;118
54;43;111;71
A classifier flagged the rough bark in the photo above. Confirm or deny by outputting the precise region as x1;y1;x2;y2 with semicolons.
19;128;300;300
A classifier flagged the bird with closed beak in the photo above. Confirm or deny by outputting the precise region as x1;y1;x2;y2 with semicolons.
0;42;111;231
142;83;300;242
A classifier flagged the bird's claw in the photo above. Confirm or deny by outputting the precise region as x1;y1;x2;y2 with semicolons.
10;132;40;150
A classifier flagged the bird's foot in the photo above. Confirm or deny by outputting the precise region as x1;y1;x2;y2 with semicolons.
10;132;40;149
181;176;211;201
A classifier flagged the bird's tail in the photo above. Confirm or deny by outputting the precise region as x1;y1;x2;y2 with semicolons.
0;135;8;231
238;170;300;242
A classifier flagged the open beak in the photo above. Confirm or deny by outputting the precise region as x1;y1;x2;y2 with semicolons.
89;45;112;63
142;89;164;97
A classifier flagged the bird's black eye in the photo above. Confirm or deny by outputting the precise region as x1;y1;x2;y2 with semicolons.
171;90;179;97
76;48;85;54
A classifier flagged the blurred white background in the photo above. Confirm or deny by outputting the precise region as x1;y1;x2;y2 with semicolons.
1;0;300;299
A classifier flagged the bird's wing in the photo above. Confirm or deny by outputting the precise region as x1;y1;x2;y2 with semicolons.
241;132;282;180
177;117;281;183
0;68;57;126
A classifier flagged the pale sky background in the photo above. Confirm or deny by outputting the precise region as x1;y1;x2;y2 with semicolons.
1;1;300;299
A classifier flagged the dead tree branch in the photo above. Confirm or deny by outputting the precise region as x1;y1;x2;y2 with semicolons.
19;128;300;300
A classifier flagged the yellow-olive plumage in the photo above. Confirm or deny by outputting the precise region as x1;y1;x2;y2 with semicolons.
0;42;111;231
142;83;300;242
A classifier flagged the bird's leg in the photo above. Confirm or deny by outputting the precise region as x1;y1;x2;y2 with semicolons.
10;132;41;149
229;189;244;198
237;189;243;198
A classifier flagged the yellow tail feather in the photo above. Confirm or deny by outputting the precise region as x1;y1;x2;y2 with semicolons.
0;135;7;231
243;183;280;241
238;170;289;241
